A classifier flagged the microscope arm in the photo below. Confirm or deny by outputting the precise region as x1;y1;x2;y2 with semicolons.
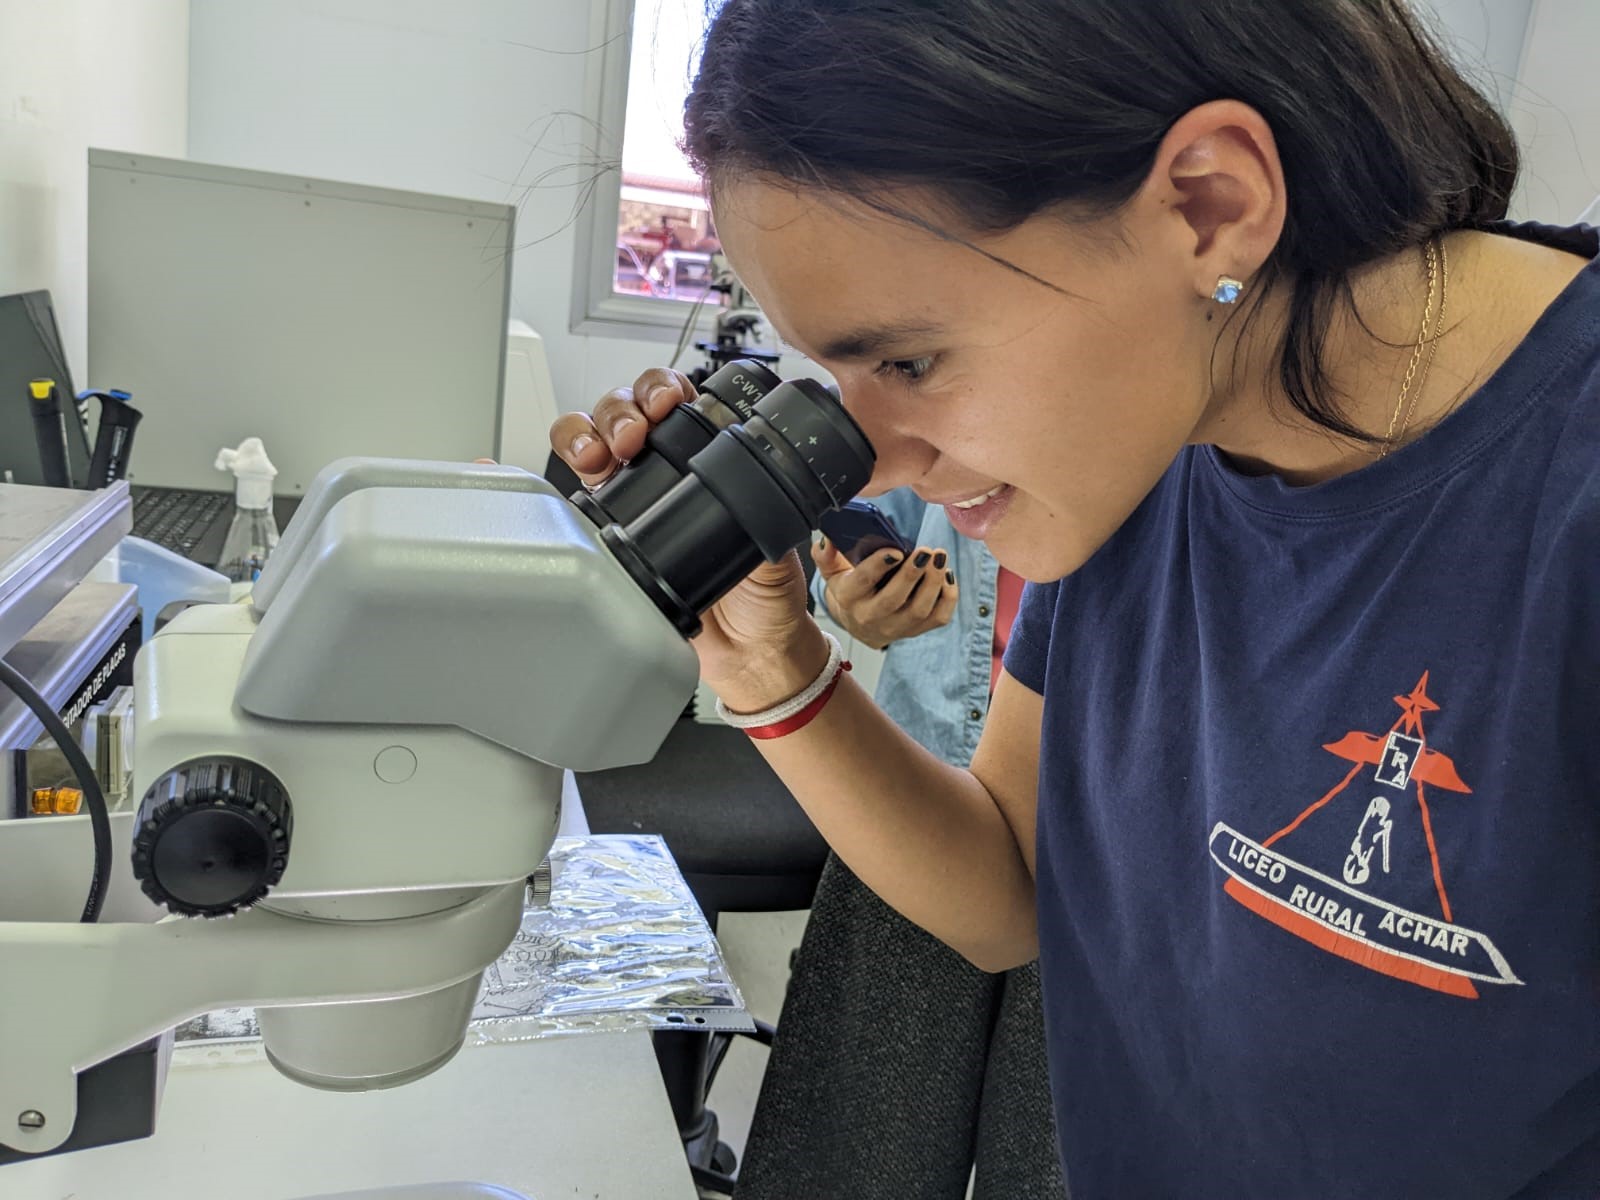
0;884;523;1155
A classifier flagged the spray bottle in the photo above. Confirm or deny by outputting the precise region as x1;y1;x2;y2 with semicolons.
214;437;280;583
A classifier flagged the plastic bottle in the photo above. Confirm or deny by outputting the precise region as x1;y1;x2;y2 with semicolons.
214;437;280;583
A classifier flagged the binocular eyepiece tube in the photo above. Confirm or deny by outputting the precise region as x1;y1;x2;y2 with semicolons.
570;361;876;636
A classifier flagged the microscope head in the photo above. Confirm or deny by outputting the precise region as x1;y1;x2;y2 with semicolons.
128;474;694;1091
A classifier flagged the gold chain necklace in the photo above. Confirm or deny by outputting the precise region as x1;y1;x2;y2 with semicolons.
1380;236;1449;455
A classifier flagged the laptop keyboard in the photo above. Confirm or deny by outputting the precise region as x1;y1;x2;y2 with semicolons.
132;488;231;557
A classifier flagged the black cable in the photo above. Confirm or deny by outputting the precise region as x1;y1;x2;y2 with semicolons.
704;1018;779;1096
0;658;112;922
704;1030;734;1094
668;274;724;369
741;1018;777;1048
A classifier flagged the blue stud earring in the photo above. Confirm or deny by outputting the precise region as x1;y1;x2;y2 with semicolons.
1212;275;1244;305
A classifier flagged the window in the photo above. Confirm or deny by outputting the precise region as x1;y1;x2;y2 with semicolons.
570;0;722;339
615;0;721;300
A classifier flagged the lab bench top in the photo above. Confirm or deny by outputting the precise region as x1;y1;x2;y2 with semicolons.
2;1028;697;1200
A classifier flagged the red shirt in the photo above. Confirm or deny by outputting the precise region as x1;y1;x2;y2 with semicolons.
991;566;1026;691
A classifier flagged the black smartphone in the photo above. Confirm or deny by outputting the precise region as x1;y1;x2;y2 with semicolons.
819;500;915;564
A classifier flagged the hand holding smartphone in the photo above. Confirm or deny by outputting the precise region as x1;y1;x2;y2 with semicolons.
818;500;915;566
813;500;958;648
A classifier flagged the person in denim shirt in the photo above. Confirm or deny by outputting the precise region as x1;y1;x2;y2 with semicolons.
831;490;996;767
735;490;1063;1200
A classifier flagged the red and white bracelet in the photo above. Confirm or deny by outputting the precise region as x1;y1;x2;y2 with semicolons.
715;632;852;740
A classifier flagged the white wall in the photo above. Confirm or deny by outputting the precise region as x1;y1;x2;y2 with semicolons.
1509;0;1600;222
0;0;189;382
1419;0;1534;117
187;0;685;423
1411;0;1597;222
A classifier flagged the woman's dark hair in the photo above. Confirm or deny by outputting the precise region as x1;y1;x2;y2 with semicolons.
683;0;1518;440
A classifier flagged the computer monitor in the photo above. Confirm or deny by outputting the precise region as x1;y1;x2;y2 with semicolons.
0;291;91;489
87;150;515;495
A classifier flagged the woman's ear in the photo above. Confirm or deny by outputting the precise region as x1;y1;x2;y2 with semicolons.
1139;99;1288;301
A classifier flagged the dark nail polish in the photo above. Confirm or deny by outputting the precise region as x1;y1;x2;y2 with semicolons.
913;551;931;568
946;570;955;585
884;552;901;565
932;551;947;569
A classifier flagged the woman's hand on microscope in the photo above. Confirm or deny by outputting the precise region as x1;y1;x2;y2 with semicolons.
550;368;831;713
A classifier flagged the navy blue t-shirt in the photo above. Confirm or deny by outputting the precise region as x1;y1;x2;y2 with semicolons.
1005;223;1600;1198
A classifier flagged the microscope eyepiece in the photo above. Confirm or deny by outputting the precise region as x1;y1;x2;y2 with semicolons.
569;361;875;636
568;359;783;530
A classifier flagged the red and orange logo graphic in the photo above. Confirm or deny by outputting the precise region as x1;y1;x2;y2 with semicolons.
1209;673;1520;998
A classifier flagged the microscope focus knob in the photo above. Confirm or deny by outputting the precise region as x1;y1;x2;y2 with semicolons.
131;756;293;917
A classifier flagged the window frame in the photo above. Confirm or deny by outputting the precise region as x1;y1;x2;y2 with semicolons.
570;0;719;343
